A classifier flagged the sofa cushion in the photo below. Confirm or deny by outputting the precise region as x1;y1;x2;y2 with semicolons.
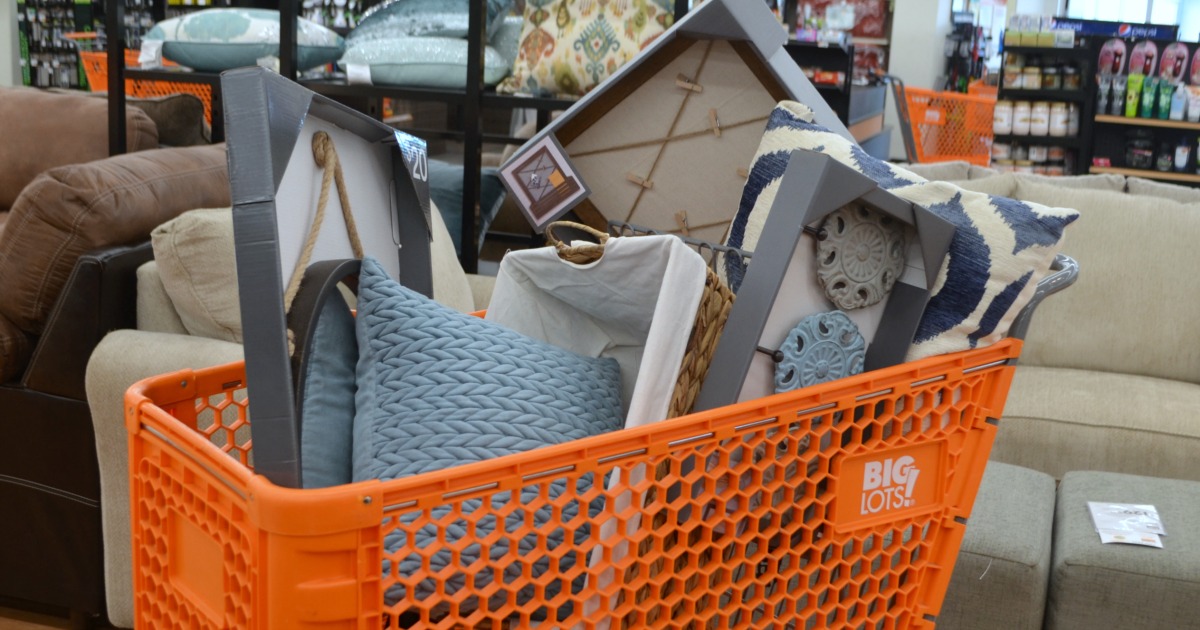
1014;172;1127;192
0;314;32;383
900;160;972;181
1125;175;1200;203
939;461;1055;630
1010;179;1200;383
1047;472;1200;630
151;207;242;343
0;210;7;235
126;93;211;147
150;201;476;344
948;173;1018;197
0;144;230;336
995;365;1200;481
0;87;159;211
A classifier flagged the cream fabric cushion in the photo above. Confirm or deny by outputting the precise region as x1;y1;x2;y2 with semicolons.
947;173;1018;197
967;164;1000;179
900;160;972;181
1016;172;1126;192
1011;179;1200;383
151;208;241;342
1125;176;1200;203
150;203;478;342
996;366;1200;481
136;261;189;335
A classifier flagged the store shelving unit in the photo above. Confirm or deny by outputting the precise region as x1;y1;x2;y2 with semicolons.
103;0;672;272
996;43;1095;174
1094;114;1200;131
1090;166;1200;184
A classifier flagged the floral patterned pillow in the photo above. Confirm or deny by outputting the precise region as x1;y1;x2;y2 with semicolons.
497;0;674;97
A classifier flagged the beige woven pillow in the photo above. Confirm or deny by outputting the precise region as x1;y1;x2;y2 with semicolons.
151;207;242;343
151;203;477;343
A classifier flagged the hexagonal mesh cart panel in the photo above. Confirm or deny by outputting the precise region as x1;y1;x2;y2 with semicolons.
127;339;1019;629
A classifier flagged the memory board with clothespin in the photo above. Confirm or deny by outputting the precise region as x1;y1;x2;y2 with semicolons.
498;0;854;245
222;67;432;488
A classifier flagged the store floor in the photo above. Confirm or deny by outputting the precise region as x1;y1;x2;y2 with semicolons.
0;607;68;630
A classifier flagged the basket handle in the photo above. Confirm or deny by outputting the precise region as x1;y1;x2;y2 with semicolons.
544;221;609;264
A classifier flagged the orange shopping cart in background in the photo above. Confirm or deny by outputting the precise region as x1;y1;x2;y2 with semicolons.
885;74;996;167
64;32;214;125
123;253;1077;629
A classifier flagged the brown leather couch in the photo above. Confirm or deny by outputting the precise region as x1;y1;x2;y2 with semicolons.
0;87;230;628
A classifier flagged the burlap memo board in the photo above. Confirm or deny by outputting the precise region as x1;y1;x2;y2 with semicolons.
500;0;852;243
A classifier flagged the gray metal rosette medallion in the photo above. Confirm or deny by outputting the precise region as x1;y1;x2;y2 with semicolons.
816;204;910;310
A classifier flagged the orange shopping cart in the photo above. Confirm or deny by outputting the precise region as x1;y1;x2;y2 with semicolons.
885;74;997;167
63;32;214;125
122;250;1077;629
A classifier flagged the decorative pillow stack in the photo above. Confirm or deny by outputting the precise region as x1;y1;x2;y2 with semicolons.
353;257;623;599
497;0;676;97
726;101;1080;361
144;8;345;72
339;0;516;88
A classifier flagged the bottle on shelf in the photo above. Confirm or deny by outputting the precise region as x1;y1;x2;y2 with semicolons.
1175;137;1191;173
1156;142;1174;172
1170;85;1188;121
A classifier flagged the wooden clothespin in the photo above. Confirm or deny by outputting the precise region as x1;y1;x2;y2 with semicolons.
675;73;703;93
737;167;750;179
675;211;691;236
626;172;654;189
709;109;722;137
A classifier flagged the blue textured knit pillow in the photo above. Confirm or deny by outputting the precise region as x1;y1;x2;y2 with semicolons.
353;257;622;603
726;101;1079;360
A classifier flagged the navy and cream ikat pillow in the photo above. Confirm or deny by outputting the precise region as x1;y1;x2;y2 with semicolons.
726;101;1079;360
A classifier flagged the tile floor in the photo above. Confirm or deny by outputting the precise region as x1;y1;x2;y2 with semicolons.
0;607;68;630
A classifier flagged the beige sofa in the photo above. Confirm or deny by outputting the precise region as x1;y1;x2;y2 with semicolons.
84;203;493;629
903;162;1200;482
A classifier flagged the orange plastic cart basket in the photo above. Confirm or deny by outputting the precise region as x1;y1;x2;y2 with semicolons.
127;339;1021;629
902;87;996;166
66;33;213;125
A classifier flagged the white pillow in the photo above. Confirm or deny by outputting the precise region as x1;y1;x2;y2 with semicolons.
339;37;510;88
145;8;344;72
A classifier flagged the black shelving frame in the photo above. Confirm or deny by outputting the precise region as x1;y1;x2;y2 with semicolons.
105;0;689;273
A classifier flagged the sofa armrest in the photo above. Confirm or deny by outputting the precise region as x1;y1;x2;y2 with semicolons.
85;330;244;628
21;242;154;400
136;261;189;335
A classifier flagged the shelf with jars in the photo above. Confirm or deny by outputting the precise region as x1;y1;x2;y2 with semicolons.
996;36;1094;175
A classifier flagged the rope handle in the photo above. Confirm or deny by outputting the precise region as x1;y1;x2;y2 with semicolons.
283;131;365;315
544;221;610;265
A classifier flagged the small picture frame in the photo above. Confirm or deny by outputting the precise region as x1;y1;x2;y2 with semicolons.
500;134;591;232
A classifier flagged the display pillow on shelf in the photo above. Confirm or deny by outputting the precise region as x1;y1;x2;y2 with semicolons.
497;0;675;97
338;37;510;88
722;100;1079;367
348;0;515;42
498;0;853;239
144;8;345;72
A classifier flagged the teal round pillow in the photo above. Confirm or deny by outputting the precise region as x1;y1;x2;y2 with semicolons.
145;8;344;72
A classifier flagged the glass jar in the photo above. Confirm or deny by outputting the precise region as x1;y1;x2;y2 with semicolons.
1062;66;1082;91
1003;65;1024;89
1012;101;1032;135
1022;66;1042;90
993;100;1014;134
1041;66;1062;90
1030;101;1051;136
1049;102;1069;137
1012;144;1029;161
992;141;1012;161
1048;145;1066;162
1046;162;1065;176
1029;145;1049;163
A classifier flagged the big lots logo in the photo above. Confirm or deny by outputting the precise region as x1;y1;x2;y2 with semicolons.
860;456;921;515
835;441;945;529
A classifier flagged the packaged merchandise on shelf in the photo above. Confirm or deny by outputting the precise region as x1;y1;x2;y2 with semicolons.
1157;81;1175;120
1111;75;1128;116
1170;85;1188;120
1126;74;1144;117
1141;76;1159;117
1030;100;1050;135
